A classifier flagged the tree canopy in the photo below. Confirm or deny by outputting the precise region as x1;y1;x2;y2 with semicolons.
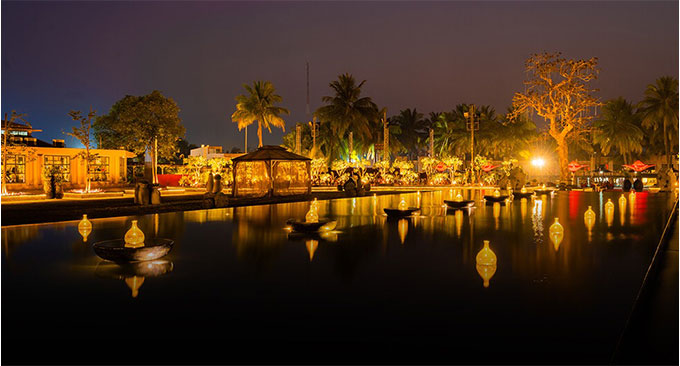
94;90;185;160
231;81;290;148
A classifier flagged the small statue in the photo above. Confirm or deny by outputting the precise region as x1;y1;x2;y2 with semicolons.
212;174;222;194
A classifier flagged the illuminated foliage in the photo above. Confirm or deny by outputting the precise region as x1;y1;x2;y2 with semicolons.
232;81;290;148
638;76;679;167
509;52;601;181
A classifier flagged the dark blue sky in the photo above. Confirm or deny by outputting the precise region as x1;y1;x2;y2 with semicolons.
2;1;677;149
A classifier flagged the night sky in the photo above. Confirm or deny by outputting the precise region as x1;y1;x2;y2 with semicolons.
2;1;677;150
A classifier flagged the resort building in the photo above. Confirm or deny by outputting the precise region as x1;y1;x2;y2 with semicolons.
2;120;135;191
190;145;243;160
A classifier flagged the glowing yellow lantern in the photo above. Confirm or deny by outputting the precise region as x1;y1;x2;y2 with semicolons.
549;217;564;251
305;203;319;223
398;219;408;244
476;240;497;266
605;199;615;227
78;214;92;242
584;206;596;223
521;187;527;194
125;276;145;298
618;194;627;208
305;239;318;261
476;263;497;288
124;220;145;248
398;197;408;211
455;192;463;202
493;189;501;198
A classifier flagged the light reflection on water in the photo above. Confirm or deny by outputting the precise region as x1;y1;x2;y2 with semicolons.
1;189;675;362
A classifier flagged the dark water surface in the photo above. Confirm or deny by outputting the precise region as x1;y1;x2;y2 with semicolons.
2;190;675;364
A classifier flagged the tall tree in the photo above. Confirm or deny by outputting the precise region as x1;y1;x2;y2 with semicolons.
95;90;185;184
392;108;428;160
231;81;290;148
638;76;679;168
314;73;379;161
592;98;644;165
66;108;97;192
509;52;601;181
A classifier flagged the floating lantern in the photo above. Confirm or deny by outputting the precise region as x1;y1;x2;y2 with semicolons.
125;276;145;298
476;263;497;288
305;239;318;261
549;218;564;251
455;192;464;202
605;199;615;227
618;194;627;208
398;197;408;211
78;214;92;242
584;206;596;223
476;240;497;266
493;189;501;198
521;187;527;194
305;202;319;223
605;198;614;212
124;220;145;249
398;219;408;244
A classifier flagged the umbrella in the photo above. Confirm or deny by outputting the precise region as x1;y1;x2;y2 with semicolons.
481;164;500;173
622;160;655;172
568;161;588;172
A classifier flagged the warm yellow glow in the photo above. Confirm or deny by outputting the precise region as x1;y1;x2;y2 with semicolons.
618;194;627;209
398;197;408;211
549;217;564;251
124;220;145;248
398;219;408;244
521;187;527;194
125;276;145;298
476;263;497;289
416;191;421;207
78;214;92;242
605;199;615;227
476;240;497;266
542;184;546;189
305;239;318;261
455;210;463;237
305;203;319;223
493;202;501;221
455;192;463;202
531;158;545;168
520;198;527;220
584;206;596;223
493;189;500;198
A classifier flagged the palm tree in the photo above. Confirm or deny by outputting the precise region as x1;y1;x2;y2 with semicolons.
392;108;428;160
314;73;379;160
433;107;470;157
638;76;679;168
593;98;644;164
231;81;290;148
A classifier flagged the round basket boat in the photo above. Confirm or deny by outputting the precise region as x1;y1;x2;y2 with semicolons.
483;195;509;202
443;200;475;209
513;192;534;199
533;189;554;195
95;260;174;279
93;238;174;263
286;220;337;233
383;208;420;218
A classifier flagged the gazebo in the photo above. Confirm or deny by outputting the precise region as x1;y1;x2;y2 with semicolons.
231;145;311;198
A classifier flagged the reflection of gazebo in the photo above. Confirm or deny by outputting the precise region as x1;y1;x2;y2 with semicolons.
231;146;311;198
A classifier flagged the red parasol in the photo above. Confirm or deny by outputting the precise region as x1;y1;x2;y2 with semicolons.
568;161;588;172
481;164;500;172
622;160;655;172
435;162;447;172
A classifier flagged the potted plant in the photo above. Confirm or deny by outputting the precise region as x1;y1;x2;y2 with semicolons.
41;165;65;199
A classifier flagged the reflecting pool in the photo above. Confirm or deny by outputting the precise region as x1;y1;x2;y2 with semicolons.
1;190;676;363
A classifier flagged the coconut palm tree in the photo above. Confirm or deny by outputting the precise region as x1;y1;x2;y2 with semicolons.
433;107;470;157
314;73;379;160
392;108;428;160
593;98;644;164
638;76;679;167
231;81;290;148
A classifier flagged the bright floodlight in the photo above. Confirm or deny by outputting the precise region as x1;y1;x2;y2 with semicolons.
531;158;545;168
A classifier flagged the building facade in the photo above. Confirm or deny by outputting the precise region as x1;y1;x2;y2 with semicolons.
2;120;135;192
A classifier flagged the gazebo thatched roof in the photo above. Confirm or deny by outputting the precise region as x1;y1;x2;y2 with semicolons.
232;145;311;162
